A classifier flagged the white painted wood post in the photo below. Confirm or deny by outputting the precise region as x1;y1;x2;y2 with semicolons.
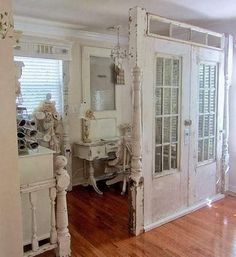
128;6;146;236
222;34;233;192
129;65;144;235
29;192;39;251
55;156;71;257
50;187;57;244
63;61;73;191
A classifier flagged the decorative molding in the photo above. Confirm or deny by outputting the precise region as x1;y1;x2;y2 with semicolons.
144;194;225;232
14;34;73;60
14;15;128;44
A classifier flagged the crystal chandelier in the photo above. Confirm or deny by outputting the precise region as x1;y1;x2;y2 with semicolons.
111;25;127;68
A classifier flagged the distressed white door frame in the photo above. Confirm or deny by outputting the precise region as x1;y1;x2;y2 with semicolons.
128;7;233;234
222;35;233;193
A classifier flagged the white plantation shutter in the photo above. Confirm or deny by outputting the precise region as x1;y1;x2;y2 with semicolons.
14;56;63;114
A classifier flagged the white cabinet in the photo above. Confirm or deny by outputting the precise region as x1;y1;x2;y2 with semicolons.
19;146;55;245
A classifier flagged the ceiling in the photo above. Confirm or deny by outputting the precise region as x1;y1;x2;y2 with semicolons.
12;0;236;35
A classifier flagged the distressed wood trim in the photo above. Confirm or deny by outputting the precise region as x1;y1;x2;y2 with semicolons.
20;179;56;194
222;34;233;193
62;61;73;191
55;156;71;257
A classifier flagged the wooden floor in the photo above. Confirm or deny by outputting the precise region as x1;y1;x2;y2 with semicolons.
39;185;236;257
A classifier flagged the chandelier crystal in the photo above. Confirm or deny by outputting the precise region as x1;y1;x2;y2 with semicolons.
111;25;127;68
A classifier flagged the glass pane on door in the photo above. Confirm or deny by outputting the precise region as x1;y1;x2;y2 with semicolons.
197;63;217;163
155;56;181;173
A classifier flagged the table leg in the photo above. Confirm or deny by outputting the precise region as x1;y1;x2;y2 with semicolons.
89;161;103;195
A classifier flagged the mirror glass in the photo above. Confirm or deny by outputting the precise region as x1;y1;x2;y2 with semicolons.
90;56;116;111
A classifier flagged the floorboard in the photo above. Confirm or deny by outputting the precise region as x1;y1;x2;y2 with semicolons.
38;185;236;257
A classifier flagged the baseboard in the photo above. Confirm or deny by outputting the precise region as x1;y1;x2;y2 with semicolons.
229;185;236;194
144;193;225;232
226;190;236;197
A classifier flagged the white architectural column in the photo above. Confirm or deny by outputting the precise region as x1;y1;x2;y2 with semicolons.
222;34;233;192
129;65;144;235
128;6;146;235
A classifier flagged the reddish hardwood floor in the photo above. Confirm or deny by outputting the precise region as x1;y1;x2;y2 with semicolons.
39;185;236;257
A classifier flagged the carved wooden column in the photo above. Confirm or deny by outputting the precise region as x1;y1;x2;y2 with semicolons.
128;6;146;235
55;156;71;257
222;35;233;193
129;65;144;235
62;61;72;191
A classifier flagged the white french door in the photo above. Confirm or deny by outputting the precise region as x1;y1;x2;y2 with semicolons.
188;47;224;204
142;39;192;223
142;38;225;226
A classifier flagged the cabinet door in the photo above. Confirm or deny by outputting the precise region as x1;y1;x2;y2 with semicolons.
188;47;224;204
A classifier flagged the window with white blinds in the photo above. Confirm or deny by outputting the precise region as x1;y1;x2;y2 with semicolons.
155;56;181;173
14;56;63;115
197;63;217;163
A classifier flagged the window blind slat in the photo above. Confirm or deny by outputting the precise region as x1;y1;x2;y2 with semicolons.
15;56;63;115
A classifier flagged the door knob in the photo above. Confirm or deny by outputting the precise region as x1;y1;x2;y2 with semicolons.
184;119;192;126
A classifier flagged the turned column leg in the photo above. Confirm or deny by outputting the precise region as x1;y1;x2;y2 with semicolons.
89;161;103;195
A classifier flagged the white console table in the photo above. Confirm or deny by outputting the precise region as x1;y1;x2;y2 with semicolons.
74;138;119;195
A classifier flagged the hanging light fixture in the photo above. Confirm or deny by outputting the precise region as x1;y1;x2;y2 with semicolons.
110;25;127;85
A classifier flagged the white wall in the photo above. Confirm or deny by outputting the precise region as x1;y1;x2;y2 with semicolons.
0;1;23;256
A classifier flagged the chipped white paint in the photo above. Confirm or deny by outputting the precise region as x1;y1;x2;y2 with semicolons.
129;7;230;231
223;35;233;192
55;156;71;257
49;187;57;244
128;6;146;235
20;151;71;257
62;61;73;191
